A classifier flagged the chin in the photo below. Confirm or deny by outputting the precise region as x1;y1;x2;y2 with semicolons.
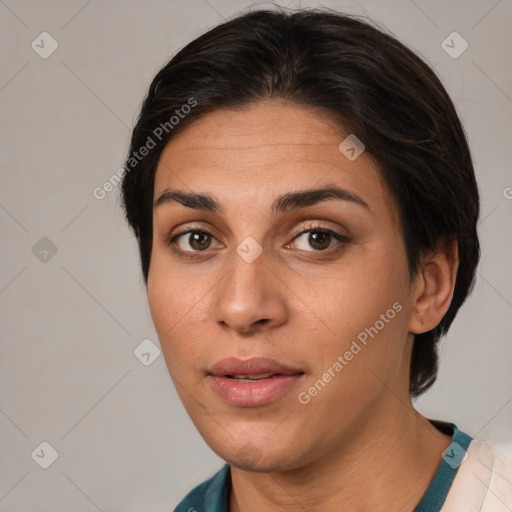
226;453;292;473
187;402;313;472
211;436;305;473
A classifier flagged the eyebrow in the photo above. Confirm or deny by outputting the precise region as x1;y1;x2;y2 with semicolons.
154;184;371;215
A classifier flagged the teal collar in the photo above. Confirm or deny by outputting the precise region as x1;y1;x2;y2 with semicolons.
174;420;472;512
413;420;472;511
174;462;230;511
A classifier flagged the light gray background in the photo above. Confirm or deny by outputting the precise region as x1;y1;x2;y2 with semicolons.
1;0;511;510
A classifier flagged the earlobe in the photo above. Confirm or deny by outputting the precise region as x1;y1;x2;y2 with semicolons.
408;239;459;335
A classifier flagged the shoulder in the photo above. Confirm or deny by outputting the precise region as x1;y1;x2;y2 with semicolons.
442;439;512;511
173;464;231;512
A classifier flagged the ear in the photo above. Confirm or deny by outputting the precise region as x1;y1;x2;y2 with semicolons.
408;239;459;335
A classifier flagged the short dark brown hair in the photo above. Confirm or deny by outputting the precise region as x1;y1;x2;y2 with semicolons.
120;7;480;398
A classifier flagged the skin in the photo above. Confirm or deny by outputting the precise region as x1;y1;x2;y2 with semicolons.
148;99;459;511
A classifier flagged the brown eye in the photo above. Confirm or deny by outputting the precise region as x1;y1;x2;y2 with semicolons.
188;232;212;251
292;227;348;252
307;231;331;250
169;230;214;252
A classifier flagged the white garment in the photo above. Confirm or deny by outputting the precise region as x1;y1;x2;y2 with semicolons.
442;440;512;511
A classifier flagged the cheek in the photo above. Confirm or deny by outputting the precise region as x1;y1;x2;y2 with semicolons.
318;248;405;323
299;243;410;373
147;256;214;373
147;267;177;338
148;246;197;328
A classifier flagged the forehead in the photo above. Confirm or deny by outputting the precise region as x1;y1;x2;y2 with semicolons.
157;100;352;171
153;100;396;222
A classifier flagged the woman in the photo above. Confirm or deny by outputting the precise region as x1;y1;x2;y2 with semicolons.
120;8;511;511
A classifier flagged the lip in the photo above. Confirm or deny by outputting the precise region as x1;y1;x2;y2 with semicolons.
208;357;303;377
207;357;305;407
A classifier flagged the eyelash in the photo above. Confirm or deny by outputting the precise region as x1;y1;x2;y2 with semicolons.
165;222;350;258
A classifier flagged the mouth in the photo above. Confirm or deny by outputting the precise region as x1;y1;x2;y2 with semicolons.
207;357;305;407
225;373;280;382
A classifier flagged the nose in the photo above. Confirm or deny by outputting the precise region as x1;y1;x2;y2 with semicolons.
211;247;288;335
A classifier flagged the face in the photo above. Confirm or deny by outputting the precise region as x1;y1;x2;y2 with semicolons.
148;100;418;472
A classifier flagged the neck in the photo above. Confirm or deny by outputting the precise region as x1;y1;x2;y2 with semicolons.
229;400;452;512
